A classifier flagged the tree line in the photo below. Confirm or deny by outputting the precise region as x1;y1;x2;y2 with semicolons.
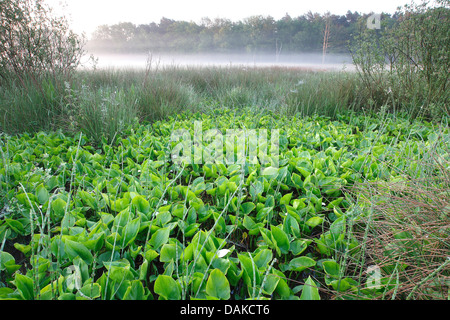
87;11;402;54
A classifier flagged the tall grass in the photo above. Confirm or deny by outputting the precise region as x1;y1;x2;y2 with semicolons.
1;65;363;142
1;63;446;144
0;76;66;134
338;124;450;300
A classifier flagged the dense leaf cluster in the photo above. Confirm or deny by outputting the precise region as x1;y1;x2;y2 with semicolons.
1;110;446;300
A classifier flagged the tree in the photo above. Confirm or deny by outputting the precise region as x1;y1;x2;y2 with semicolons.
243;15;276;52
0;0;85;86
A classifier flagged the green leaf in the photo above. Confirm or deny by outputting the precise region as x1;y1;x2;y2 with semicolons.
6;219;25;235
296;166;311;178
305;216;324;228
253;249;273;269
249;181;264;199
262;274;280;295
154;275;181;300
292;199;306;210
243;215;256;229
288;256;316;272
14;273;34;300
113;208;130;231
51;198;66;222
259;228;275;249
110;198;130;212
240;202;256;214
256;207;272;221
139;259;149;281
330;216;346;238
123;280;146;300
212;258;231;275
65;239;94;265
283;214;300;237
273;269;291;298
78;283;101;299
132;195;150;214
0;252;15;271
103;260;133;282
322;260;340;278
291;173;303;188
280;193;292;206
149;227;170;250
83;232;105;252
289;239;308;256
238;253;261;288
330;278;352;292
300;276;320;300
160;244;177;262
265;195;275;207
0;287;14;299
243;216;262;235
16;193;36;208
206;269;230;300
144;248;159;262
78;190;97;210
35;184;49;205
122;217;140;247
270;225;290;255
58;293;77;300
262;167;278;178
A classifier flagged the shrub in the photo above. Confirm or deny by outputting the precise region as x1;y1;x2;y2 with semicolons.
0;0;85;133
0;0;85;86
350;0;450;120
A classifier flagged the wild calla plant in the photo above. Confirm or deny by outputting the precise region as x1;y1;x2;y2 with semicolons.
0;109;448;300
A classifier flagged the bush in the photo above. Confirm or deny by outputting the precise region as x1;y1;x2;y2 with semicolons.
350;0;450;120
0;0;85;86
0;0;85;133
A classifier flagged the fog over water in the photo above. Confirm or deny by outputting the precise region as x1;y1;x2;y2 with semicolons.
82;52;355;71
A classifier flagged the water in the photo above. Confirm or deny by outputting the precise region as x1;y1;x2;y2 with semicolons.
81;52;355;71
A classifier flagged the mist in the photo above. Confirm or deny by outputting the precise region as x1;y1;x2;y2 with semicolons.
81;52;355;71
81;11;372;71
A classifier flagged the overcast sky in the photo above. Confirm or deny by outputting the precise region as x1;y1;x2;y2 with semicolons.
46;0;412;37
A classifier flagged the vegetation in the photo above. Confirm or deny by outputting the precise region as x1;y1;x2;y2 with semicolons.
0;0;85;135
88;11;363;54
0;0;85;85
351;0;449;119
0;0;449;301
0;65;363;141
1;110;447;300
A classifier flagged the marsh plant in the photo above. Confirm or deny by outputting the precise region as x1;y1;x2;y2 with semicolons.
1;109;448;300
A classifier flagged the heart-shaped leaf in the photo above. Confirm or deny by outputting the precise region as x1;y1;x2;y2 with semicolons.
132;195;150;214
288;256;316;272
149;227;170;250
154;275;181;300
206;269;230;300
300;276;320;300
65;239;93;265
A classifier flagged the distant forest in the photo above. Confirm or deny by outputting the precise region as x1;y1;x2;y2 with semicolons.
87;11;401;54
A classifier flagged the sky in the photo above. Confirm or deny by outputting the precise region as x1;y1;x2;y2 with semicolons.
45;0;412;38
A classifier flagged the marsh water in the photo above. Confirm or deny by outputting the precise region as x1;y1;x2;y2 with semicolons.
82;52;355;71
